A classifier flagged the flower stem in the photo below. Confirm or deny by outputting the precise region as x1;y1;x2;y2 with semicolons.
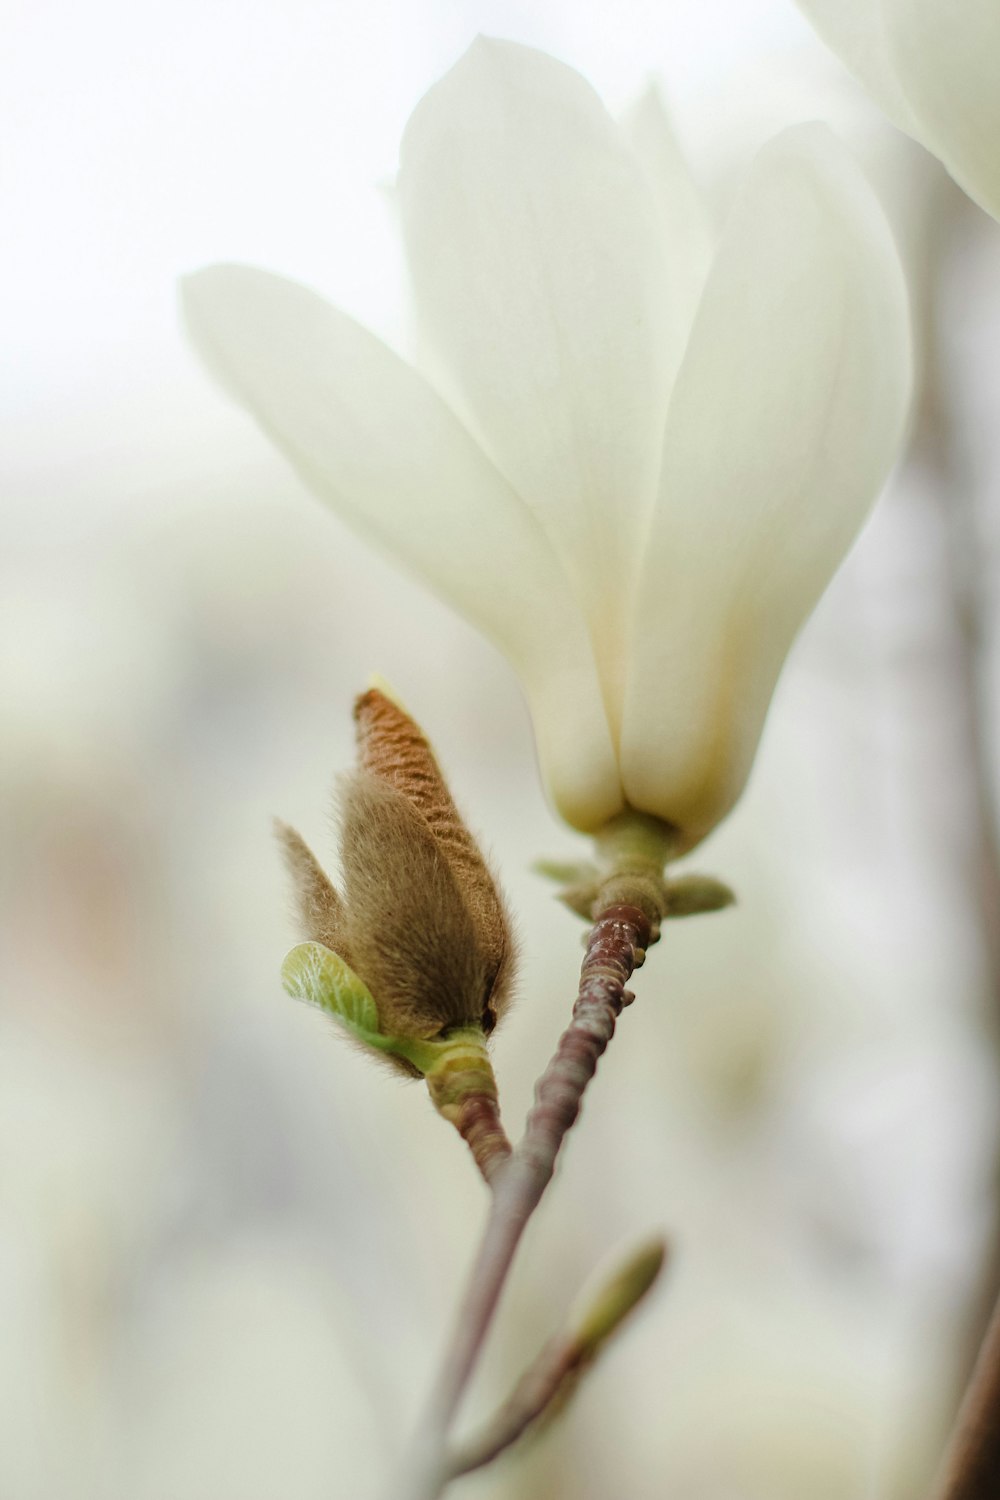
398;897;652;1500
424;1028;512;1186
448;1093;512;1187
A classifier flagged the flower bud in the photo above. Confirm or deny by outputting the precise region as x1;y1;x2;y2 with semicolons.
278;687;515;1075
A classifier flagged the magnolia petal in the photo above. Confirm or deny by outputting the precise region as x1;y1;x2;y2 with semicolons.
883;0;1000;221
398;39;680;721
620;124;912;848
181;264;623;830
620;84;714;328
792;0;922;138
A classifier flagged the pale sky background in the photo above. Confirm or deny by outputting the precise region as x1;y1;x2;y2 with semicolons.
4;3;1000;1498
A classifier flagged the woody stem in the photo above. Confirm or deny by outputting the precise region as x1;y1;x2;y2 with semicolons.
399;899;652;1500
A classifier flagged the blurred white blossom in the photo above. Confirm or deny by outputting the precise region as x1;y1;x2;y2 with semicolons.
795;0;1000;221
183;38;911;848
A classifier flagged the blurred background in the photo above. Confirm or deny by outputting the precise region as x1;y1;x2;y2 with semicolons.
4;0;1000;1496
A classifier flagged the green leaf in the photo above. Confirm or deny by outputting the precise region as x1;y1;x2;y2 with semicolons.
281;942;381;1038
280;943;482;1078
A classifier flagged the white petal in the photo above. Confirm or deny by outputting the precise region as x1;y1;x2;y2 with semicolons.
620;124;912;848
181;264;623;830
397;39;682;724
793;0;922;137
883;0;1000;221
620;83;714;326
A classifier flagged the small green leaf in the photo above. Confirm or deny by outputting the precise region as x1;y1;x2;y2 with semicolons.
280;944;481;1079
281;942;381;1037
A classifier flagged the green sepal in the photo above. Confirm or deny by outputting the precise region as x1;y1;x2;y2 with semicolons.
533;859;603;919
533;857;599;887
663;874;735;917
280;942;470;1077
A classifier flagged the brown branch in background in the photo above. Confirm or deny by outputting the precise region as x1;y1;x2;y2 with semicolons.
933;1289;1000;1500
914;191;1000;1397
874;182;1000;1495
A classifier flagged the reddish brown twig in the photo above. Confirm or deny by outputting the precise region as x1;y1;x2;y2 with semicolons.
452;1094;513;1187
398;899;651;1500
519;902;650;1180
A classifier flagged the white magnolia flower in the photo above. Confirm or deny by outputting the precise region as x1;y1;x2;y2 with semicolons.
182;39;911;850
795;0;1000;221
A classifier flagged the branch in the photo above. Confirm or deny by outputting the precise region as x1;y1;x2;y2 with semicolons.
448;1092;512;1187
397;898;653;1500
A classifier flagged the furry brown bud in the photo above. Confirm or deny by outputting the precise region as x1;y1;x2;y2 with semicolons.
278;688;516;1073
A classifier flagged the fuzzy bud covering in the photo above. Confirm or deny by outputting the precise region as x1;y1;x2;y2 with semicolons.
279;689;515;1071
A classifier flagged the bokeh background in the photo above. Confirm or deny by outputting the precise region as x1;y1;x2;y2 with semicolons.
4;1;1000;1496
